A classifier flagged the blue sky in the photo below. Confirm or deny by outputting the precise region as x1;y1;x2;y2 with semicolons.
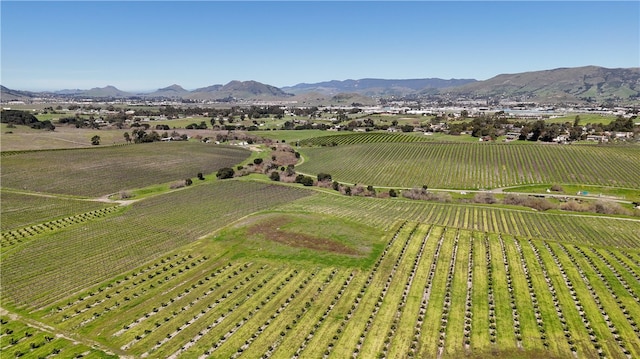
1;1;639;91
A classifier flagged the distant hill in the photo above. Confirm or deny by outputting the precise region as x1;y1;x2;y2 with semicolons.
81;86;133;98
214;80;293;99
283;78;477;96
0;85;34;102
2;66;638;104
447;66;640;103
145;84;189;98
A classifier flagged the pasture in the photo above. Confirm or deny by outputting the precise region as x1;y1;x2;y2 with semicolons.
1;126;640;359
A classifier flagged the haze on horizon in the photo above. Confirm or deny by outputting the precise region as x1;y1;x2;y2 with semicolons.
1;1;638;92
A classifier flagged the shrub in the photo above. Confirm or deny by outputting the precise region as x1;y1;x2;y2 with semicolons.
269;171;280;182
253;158;263;165
216;167;235;179
473;192;497;204
550;184;564;192
594;200;629;215
300;176;314;186
389;189;397;197
119;191;133;199
332;181;340;191
185;178;193;186
170;181;186;189
402;188;451;203
503;194;554;211
197;172;205;180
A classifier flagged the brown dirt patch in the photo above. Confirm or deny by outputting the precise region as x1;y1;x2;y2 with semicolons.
246;216;360;256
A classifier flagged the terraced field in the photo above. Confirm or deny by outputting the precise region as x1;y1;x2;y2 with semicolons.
297;142;640;189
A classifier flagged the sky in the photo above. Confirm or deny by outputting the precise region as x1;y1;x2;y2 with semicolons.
1;1;639;92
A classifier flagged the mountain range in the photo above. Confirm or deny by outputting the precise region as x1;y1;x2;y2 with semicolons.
2;66;639;104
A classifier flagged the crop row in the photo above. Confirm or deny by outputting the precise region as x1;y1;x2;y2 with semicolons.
0;316;113;359
1;205;121;250
287;193;640;248
1;142;251;197
298;142;640;189
16;223;640;358
0;190;114;231
300;132;430;147
54;254;215;330
118;264;262;351
1;181;314;309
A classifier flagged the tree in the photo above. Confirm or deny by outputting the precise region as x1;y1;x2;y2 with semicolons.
253;158;263;165
269;171;280;181
216;167;235;179
317;173;332;182
197;172;205;180
401;124;414;133
295;174;314;186
91;135;101;145
123;132;131;143
389;189;397;197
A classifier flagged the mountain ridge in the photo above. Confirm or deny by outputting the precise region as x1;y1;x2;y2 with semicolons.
2;66;639;104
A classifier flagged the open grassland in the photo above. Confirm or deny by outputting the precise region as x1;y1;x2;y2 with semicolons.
5;220;638;359
0;181;313;309
0;190;113;230
297;142;640;189
0;142;251;197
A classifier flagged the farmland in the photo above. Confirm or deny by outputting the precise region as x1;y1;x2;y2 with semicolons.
1;126;640;358
0;142;251;197
297;141;640;189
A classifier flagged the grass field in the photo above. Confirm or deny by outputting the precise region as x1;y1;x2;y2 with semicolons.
297;142;640;189
1;123;639;359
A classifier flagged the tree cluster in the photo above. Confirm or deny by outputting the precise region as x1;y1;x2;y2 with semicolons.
1;110;55;130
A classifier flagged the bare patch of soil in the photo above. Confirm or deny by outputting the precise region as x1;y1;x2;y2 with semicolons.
246;216;360;256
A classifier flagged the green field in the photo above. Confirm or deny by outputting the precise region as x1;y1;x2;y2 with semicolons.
1;127;639;359
297;142;640;189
